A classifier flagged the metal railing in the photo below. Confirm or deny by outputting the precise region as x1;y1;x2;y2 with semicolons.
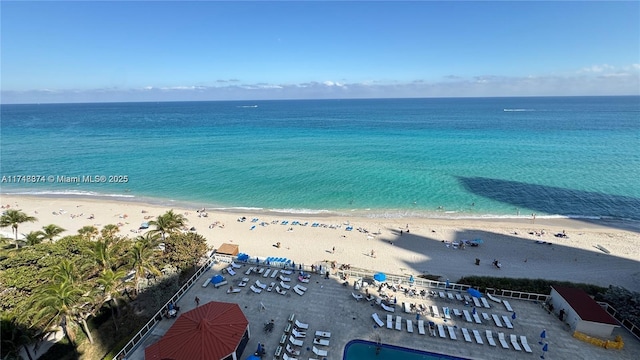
109;255;217;360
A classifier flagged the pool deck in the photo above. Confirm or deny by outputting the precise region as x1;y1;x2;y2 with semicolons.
127;262;639;360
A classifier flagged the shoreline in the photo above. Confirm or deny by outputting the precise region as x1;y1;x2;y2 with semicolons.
2;193;639;291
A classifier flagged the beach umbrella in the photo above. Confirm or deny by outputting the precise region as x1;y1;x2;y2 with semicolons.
246;356;260;360
467;288;482;298
409;275;415;283
512;312;517;320
373;273;387;282
211;274;224;284
540;343;548;359
539;329;546;345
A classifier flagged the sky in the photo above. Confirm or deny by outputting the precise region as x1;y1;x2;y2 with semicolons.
1;1;639;104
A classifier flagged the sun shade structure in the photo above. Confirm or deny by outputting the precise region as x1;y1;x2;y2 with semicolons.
217;243;239;256
145;301;250;360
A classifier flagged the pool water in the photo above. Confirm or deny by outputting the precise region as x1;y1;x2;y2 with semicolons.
343;339;472;360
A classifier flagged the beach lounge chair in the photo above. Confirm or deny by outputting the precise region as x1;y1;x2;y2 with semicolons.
472;329;484;344
298;275;310;283
447;326;458;340
487;293;502;303
226;268;236;276
473;312;482;324
275;286;287;296
202;278;210;287
492;314;503;327
258;267;265;274
289;336;303;347
312;346;328;357
463;309;472;322
455;293;463;301
439;291;446;299
213;280;228;288
520;335;533;353
244;267;253;275
402;302;411;313
482;312;490;321
284;323;292;334
279;275;291;282
395;316;402;331
295;319;309;330
430;305;440;317
231;261;242;269
250;285;262;294
282;353;297;360
464;295;472;303
352;292;363;301
288;313;295;323
428;321;436;337
256;280;267;289
372;313;385;327
481;297;491;308
315;330;331;338
286;344;300;356
447;292;455;300
386;314;393;329
472;297;482;307
502;315;514;329
293;286;305;296
293;284;307;293
280;281;291;290
267;282;275;292
406;319;414;333
437;324;446;338
238;278;249;287
485;330;497;346
381;303;395;312
226;288;241;294
504;300;513;312
498;332;509;349
461;328;472;342
453;308;462;317
443;307;451;319
263;269;271;278
280;269;293;275
417;320;425;335
275;346;283;357
510;334;522;351
271;269;279;278
291;328;306;338
313;338;330;346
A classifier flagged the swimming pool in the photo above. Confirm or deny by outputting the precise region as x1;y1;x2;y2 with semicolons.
343;339;472;360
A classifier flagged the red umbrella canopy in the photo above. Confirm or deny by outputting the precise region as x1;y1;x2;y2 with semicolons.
145;301;249;360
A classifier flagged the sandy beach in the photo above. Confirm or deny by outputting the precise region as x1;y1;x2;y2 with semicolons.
2;194;639;291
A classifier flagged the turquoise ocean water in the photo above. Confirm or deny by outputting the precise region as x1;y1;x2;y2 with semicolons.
1;97;639;221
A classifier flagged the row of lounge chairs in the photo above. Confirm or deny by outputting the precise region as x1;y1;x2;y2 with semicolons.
277;315;331;360
371;312;532;353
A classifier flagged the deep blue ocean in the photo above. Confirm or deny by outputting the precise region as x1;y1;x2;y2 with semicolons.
1;97;639;220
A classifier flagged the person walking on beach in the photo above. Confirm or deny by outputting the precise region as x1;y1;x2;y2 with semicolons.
195;296;200;307
332;246;335;254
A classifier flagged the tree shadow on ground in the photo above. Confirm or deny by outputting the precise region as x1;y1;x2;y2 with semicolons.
457;176;640;233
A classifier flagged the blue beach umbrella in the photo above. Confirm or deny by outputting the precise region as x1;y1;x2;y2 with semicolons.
540;343;548;359
374;273;387;282
409;275;415;283
539;329;546;345
211;274;224;284
467;288;482;298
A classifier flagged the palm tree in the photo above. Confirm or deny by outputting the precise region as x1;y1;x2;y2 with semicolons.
87;235;127;274
24;231;45;246
0;209;37;249
41;224;65;243
128;233;162;294
149;210;187;241
96;268;128;330
78;225;98;241
100;224;120;238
